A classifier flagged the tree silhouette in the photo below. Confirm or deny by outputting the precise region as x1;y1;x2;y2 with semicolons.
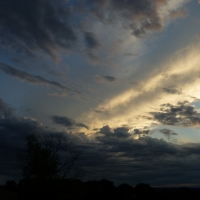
5;180;17;191
18;134;81;180
135;183;155;197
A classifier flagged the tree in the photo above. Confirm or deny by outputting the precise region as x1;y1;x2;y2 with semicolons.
5;180;17;191
135;183;155;196
19;134;82;180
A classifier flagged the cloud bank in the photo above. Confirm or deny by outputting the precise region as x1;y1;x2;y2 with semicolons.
1;104;200;186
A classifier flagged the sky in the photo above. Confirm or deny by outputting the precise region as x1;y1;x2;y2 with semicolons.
1;0;200;187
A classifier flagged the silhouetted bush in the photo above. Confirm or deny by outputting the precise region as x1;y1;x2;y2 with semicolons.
17;178;85;200
5;180;17;192
177;187;191;198
84;179;116;200
135;183;155;197
116;183;135;199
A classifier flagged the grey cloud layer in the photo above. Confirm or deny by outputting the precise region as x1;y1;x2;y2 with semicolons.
0;63;80;95
0;0;186;60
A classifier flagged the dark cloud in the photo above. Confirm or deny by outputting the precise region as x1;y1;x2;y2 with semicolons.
0;0;186;62
113;127;130;138
0;99;14;117
133;128;150;136
75;123;89;129
51;115;88;129
150;102;200;126
104;76;116;82
98;125;130;138
84;32;101;49
0;116;44;137
2;111;200;186
0;115;48;182
94;108;110;115
0;115;88;183
0;63;80;95
91;125;200;186
162;85;182;95
0;0;76;60
95;75;116;83
99;125;113;135
52;115;75;127
109;0;167;37
159;128;178;140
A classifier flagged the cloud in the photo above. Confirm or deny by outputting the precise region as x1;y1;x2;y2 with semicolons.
150;102;200;126
48;92;68;98
51;115;88;129
99;125;113;135
113;127;130;138
0;116;44;136
0;114;76;183
123;53;137;56
94;108;110;115
98;125;130;138
109;0;167;37
0;0;76;60
159;128;178;140
0;0;188;62
2;108;200;186
84;32;101;49
88;125;200;185
133;128;150;136
95;75;116;83
80;41;200;132
75;123;89;129
170;9;188;19
162;85;182;95
0;99;14;117
52;115;75;127
0;63;80;95
82;0;189;41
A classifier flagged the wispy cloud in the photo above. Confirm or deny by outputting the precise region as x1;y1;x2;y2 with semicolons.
0;63;81;95
162;85;182;95
0;0;189;62
0;0;76;60
159;128;178;140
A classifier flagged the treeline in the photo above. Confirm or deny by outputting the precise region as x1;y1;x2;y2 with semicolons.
2;179;200;200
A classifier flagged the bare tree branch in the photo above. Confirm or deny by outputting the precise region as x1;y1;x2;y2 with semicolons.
18;134;83;180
